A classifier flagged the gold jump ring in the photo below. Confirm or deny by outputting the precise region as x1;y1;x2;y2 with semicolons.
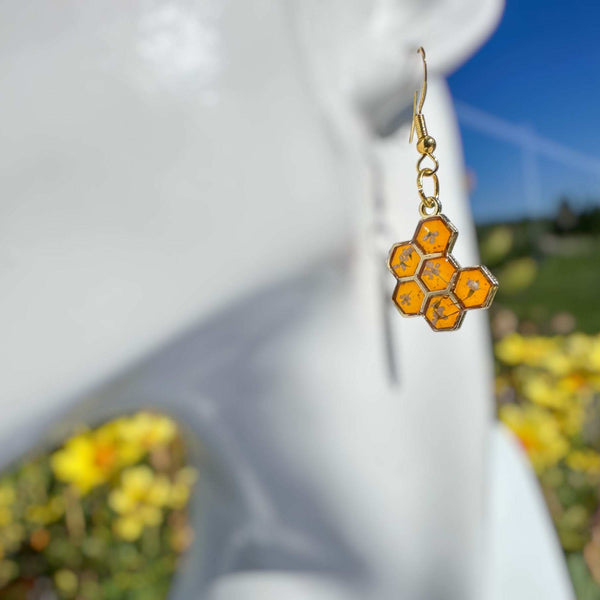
417;170;439;204
419;197;441;217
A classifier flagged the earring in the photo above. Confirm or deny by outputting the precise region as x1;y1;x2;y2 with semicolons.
387;47;498;332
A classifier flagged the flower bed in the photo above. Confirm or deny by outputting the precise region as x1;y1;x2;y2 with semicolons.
0;412;195;599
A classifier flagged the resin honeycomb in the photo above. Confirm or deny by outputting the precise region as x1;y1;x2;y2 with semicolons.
387;214;498;332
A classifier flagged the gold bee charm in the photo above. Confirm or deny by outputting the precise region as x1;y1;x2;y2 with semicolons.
387;47;498;331
388;214;497;331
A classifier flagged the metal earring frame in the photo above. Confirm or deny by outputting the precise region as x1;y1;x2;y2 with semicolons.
387;47;498;332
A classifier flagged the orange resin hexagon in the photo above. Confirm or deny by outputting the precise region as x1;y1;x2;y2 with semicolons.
419;256;458;292
393;280;425;316
424;295;465;331
454;266;498;310
388;242;421;278
414;215;457;255
388;213;498;331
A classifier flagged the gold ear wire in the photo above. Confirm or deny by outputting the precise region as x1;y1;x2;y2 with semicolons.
409;47;428;144
408;47;438;215
387;46;498;331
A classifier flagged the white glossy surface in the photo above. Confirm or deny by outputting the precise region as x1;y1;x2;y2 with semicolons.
484;426;574;600
0;0;349;428
203;425;575;600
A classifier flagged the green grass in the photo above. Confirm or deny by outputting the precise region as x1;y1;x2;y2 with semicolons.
497;240;600;333
476;219;600;334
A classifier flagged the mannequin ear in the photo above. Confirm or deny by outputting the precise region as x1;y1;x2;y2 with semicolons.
351;0;503;137
416;0;504;74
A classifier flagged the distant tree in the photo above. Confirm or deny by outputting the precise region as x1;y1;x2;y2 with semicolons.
577;205;600;234
554;196;578;234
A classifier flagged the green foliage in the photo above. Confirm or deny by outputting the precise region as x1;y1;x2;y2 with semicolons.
486;205;600;598
569;554;600;600
477;219;600;333
0;413;195;600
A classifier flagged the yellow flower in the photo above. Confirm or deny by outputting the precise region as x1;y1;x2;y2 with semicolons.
495;334;528;365
115;412;177;452
147;475;171;507
50;412;179;495
500;404;568;472
522;374;568;409
96;412;177;470
556;401;585;437
567;450;600;475
559;372;589;394
496;334;558;368
540;351;572;377
168;482;191;510
519;372;587;434
169;467;198;510
113;515;144;542
563;334;592;368
110;466;168;541
110;464;196;541
588;338;600;372
51;433;118;494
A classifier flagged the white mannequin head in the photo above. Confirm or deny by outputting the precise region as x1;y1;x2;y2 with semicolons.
1;3;503;599
0;0;501;423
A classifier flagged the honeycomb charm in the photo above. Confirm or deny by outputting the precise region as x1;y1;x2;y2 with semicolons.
387;214;498;331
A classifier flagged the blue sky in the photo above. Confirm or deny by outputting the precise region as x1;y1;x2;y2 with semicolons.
448;0;600;223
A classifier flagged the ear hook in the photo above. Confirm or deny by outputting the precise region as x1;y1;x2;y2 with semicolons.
409;47;428;143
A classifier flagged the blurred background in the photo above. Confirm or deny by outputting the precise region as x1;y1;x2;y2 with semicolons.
1;0;599;598
450;0;600;596
0;414;196;600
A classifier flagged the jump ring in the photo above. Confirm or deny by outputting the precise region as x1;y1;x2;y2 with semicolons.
419;197;441;217
416;170;439;203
